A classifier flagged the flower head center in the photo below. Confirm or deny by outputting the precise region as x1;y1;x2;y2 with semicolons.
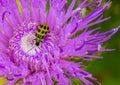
20;32;39;55
8;22;53;68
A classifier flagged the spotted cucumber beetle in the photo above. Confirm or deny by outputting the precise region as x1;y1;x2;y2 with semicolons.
35;24;49;46
26;24;49;54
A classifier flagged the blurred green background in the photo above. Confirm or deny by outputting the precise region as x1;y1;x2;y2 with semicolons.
69;0;120;85
86;0;120;85
0;0;120;85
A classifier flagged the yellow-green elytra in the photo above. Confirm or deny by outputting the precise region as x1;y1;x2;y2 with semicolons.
35;24;49;46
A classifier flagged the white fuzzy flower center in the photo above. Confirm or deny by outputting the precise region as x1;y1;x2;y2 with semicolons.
20;32;40;55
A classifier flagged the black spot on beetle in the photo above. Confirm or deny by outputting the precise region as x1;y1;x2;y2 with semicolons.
40;25;43;28
41;36;44;39
38;29;41;32
47;27;49;30
43;26;46;29
41;31;45;34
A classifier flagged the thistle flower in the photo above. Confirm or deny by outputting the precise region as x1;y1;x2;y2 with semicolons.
0;0;119;85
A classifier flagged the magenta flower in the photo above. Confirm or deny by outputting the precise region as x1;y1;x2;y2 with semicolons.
0;0;119;85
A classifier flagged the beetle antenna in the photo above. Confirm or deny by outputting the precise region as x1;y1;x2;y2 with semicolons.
26;46;35;54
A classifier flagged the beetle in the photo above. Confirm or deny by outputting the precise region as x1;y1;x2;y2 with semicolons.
35;24;49;46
